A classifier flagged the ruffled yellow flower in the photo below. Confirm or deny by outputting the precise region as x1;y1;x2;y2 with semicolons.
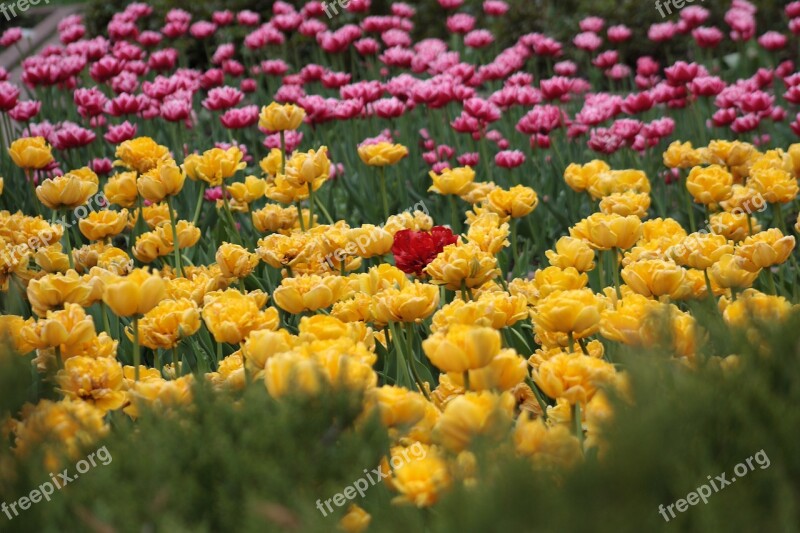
36;170;99;210
265;173;310;204
241;328;295;372
719;184;767;214
202;289;279;344
466;212;509;255
708;254;759;289
484;185;538;219
686;165;733;205
422;324;501;373
369;385;428;428
0;315;36;354
545;236;596;272
722;289;794;328
459;180;499;204
56;356;126;412
340;505;371;533
133;298;200;350
563;160;609;193
183;147;247;187
344;225;394;259
709;211;760;242
272;274;351;314
79;209;128;241
284;147;330;189
621;259;691;300
263;346;376;397
96;248;132;275
158;220;201;250
101;267;166;317
434;391;514;452
9;136;54;170
533;288;603;339
216;242;259;279
663;140;705;169
258;102;306;132
570;213;642;251
446;349;527;392
115;137;170;174
252;204;298;233
137;158;185;202
382;443;451;506
259;148;283;176
33;244;70;274
26;270;97;317
373;281;439;324
358;142;408;166
124;375;194;418
748;167;798;204
705;140;759;178
132;231;168;263
104;171;138;208
228;175;267;204
20;303;96;353
424;243;499;291
598;191;650;218
384;210;434;235
668;232;733;270
514;412;582;468
140;202;170;229
533;352;618;404
13;399;108;470
734;229;795;272
428;166;475;195
587;169;650;200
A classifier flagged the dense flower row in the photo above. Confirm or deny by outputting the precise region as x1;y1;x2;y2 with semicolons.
1;0;800;530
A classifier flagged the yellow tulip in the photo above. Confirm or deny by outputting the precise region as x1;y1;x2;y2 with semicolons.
101;268;166;317
8;136;54;170
137;158;185;202
258;102;306;132
114;137;170;174
79;209;129;241
357;142;408;166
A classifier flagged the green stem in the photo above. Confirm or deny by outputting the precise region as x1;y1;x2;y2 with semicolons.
510;218;520;274
27;170;41;216
295;201;306;232
577;337;590;356
573;402;584;451
462;370;470;392
314;194;334;225
307;182;315;229
448;195;460;234
773;203;787;234
525;377;549;421
62;210;74;270
172;347;180;379
133;316;140;381
765;268;777;295
404;323;430;400
166;196;183;277
191;183;207;226
610;249;622;301
379;166;389;221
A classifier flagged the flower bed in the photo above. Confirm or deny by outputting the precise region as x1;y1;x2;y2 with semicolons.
1;0;800;530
